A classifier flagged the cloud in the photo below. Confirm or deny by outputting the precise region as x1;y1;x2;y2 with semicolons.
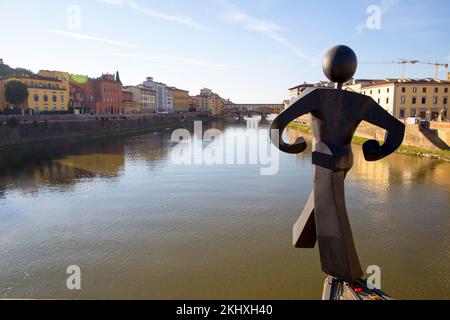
97;0;208;30
49;29;138;48
354;0;400;37
111;52;236;69
215;0;315;63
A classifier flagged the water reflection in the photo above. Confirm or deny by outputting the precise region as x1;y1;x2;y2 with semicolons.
0;121;448;300
286;126;450;193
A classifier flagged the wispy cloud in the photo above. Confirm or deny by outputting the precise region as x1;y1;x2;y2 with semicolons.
97;0;208;30
49;29;138;48
354;0;400;37
214;0;316;64
112;52;236;69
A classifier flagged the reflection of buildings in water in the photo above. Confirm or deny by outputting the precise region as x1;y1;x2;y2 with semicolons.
209;120;226;132
0;160;97;196
49;139;126;179
53;153;125;178
351;148;391;184
0;136;127;195
125;131;172;168
286;126;450;196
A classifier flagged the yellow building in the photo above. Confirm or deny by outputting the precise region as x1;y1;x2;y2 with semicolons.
168;87;190;113
343;79;450;120
123;100;142;114
38;70;70;110
359;79;449;120
0;72;69;113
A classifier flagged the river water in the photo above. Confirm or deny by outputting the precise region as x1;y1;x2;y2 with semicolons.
0;120;448;299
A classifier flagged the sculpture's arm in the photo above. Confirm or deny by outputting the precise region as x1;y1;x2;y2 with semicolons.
361;98;405;161
270;89;319;154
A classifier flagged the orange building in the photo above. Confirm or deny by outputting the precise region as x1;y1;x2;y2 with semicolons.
84;73;123;114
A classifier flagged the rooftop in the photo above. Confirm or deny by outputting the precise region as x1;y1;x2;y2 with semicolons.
289;81;334;90
359;78;450;88
0;74;62;82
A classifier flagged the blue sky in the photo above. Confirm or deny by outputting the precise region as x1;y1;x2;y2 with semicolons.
0;0;449;103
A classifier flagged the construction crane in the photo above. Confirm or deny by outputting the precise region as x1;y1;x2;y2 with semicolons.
361;59;419;80
362;59;449;80
416;61;449;80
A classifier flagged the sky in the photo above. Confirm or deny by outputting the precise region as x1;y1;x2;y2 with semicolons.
0;0;449;103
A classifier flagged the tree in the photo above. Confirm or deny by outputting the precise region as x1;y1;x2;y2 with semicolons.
0;64;34;77
115;71;121;83
5;80;29;110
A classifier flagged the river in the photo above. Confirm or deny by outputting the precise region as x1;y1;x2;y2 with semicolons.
0;120;448;299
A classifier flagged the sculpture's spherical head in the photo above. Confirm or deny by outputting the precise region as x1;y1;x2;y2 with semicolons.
322;45;357;84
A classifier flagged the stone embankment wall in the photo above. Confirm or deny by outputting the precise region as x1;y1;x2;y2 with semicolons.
355;122;450;151
0;113;208;147
296;115;450;151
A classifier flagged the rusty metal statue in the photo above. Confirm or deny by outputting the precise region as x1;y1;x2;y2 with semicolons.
270;45;405;283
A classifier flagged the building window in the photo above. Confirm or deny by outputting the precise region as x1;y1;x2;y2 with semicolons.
413;87;417;93
386;98;389;104
377;98;380;104
402;87;406;93
412;97;417;104
444;88;448;93
370;90;372;94
52;95;57;103
433;97;438;105
434;87;438;93
401;96;406;104
422;88;427;93
378;89;381;94
61;96;64;103
444;97;448;105
44;95;48;102
387;88;390;93
399;109;405;118
411;109;416;117
34;94;39;102
421;97;426;104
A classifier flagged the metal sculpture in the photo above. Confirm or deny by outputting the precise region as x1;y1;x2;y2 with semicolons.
270;45;405;283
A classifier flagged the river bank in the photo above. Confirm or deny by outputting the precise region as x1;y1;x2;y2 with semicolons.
288;122;450;162
0;113;210;149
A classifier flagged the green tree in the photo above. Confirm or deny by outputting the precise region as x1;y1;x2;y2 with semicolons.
5;80;29;110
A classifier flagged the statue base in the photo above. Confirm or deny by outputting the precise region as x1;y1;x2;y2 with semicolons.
321;276;394;300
